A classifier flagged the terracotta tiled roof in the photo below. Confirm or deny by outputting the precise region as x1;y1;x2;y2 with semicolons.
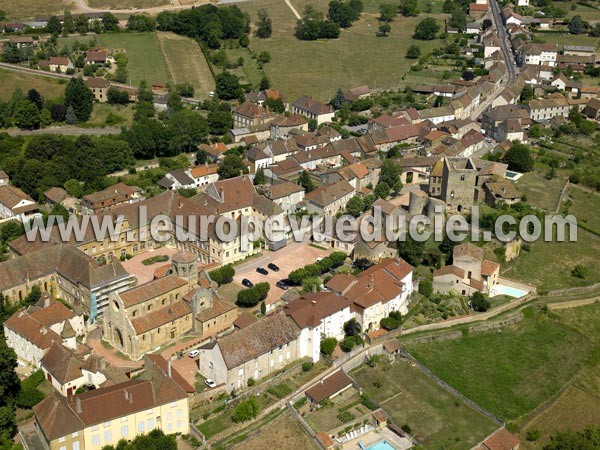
33;392;84;440
0;185;35;209
145;354;195;393
28;301;75;327
196;296;236;322
86;50;106;62
262;181;304;200
233;312;257;329
293;95;333;116
4;308;62;351
433;264;466;278
119;275;188;308
481;259;500;276
317;432;335;448
44;186;68;203
86;77;110;89
305;370;353;403
325;274;356;294
453;243;484;261
304;180;354;208
284;292;349;328
41;342;84;385
480;428;520;450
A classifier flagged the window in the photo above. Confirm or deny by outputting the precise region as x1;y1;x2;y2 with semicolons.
104;421;111;428
59;446;66;450
92;435;100;446
91;425;99;432
147;418;155;430
59;437;66;442
137;422;145;433
104;430;112;443
120;417;127;423
120;426;128;438
73;442;80;450
72;432;79;438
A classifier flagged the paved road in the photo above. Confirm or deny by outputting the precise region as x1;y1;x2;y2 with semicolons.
5;126;121;136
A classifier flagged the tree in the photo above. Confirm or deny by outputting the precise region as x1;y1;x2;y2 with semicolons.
298;170;315;192
406;44;421;59
331;88;347;110
378;23;391;36
107;87;130;105
346;196;365;217
344;318;361;336
380;159;402;192
75;14;88;34
374;182;391;199
449;7;467;30
520;84;534;102
414;17;440;40
379;3;397;22
215;71;243;100
329;0;359;28
471;291;491;312
543;425;600;450
47;15;62;34
265;97;285;113
398;235;425;266
102;12;120;32
504;142;534;172
419;279;433;297
232;397;260;422
209;265;235;285
483;18;492;29
13;100;40;130
62;10;75;35
400;0;419;16
127;14;156;32
64;179;84;198
255;8;272;38
169;110;209;153
259;75;270;90
27;89;44;111
207;110;233;135
254;167;265;185
569;15;585;34
320;337;338;356
64;77;94;122
218;153;247;179
65;105;78;124
237;282;269;307
572;264;587;279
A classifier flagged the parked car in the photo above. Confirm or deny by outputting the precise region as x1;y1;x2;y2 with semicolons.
188;350;200;358
204;379;217;388
276;280;289;290
242;278;254;288
267;263;280;272
256;267;268;275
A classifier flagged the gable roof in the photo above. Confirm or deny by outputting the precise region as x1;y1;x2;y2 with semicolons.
33;392;84;441
293;95;333;116
284;292;349;328
305;370;353;403
304;180;354;208
0;185;35;209
453;243;484;261
40;342;85;385
216;312;299;369
4;308;62;351
119;275;188;308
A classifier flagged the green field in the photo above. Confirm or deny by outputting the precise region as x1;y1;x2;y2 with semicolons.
352;359;498;449
87;0;168;9
157;32;215;98
0;69;67;101
565;185;600;234
239;0;446;100
515;168;565;212
59;33;170;86
534;32;600;48
405;307;594;422
1;0;66;20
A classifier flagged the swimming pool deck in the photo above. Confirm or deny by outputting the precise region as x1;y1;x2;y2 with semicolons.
340;428;413;450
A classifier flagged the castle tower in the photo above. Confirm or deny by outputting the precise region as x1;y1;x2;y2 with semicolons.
171;251;199;287
61;320;77;350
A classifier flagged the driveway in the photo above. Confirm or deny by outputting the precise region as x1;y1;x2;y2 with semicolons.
233;242;331;308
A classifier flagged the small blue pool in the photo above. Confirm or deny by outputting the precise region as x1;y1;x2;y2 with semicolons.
494;284;528;298
364;441;397;450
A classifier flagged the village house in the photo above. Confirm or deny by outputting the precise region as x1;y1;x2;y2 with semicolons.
40;342;108;397
198;142;228;162
0;169;8;186
258;181;305;215
343;85;371;102
244;88;283;106
481;105;530;141
502;7;524;26
284;291;353;362
484;179;522;206
483;32;501;58
305;370;354;405
292;95;335;125
417;106;456;125
469;3;489;19
517;43;558;67
10;36;36;48
80;182;143;214
38;56;73;73
583;97;600;119
197;311;301;391
270;114;309;140
526;94;570;122
245;146;272;173
86;77;110;102
0;184;39;221
433;243;500;296
326;258;414;332
304;180;355;217
476;428;521;450
85;49;107;65
368;113;409;131
158;164;219;190
30;372;189;450
397;157;437;185
232;101;276;129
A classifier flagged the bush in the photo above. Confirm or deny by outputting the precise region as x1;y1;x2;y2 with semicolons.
237;282;270;307
320;337;338;356
209;265;235;285
247;378;255;387
302;361;314;372
360;394;378;410
294;397;307;409
471;291;491;312
418;279;432;297
141;255;170;266
401;424;412;434
232;396;260;423
340;336;357;352
337;410;355;423
572;265;587;279
526;429;540;442
267;382;293;399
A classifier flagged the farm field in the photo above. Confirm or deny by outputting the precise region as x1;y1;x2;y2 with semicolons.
514;168;565;212
87;0;168;9
534;32;600;48
0;69;67;101
239;0;446;100
1;0;67;20
88;103;135;127
58;33;170;86
564;185;600;234
351;359;498;449
157;32;215;98
404;306;594;422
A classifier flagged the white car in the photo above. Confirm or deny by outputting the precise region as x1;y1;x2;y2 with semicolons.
188;350;200;358
204;379;217;388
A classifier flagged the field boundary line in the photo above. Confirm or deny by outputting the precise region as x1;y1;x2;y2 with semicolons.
156;32;176;87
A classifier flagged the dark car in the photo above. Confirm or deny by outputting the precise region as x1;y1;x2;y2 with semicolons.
267;263;280;272
256;267;268;275
242;278;254;288
276;280;289;290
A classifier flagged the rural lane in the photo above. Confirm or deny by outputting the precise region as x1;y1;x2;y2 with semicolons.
4;126;121;136
72;0;211;15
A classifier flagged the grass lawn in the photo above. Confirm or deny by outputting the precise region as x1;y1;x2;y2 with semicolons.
0;69;67;101
58;33;170;86
502;232;600;290
565;185;600;235
214;46;264;88
352;359;498;449
157;32;215;98
405;308;592;421
305;389;363;432
89;103;135;127
239;0;445;100
514;168;565;212
229;411;317;449
1;0;66;20
535;33;599;48
552;2;600;20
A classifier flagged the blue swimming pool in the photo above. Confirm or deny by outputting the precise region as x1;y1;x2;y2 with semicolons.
364;441;397;450
494;284;528;298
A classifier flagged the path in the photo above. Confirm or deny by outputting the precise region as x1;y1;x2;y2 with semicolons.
283;0;302;20
555;179;570;214
71;0;210;15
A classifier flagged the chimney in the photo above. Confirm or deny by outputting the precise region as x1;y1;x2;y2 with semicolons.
167;359;172;378
75;397;82;414
220;187;225;202
178;198;184;209
124;390;129;401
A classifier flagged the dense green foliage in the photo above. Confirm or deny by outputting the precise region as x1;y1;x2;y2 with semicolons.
232;396;260;422
237;282;270;307
209;265;235;285
100;429;177;450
